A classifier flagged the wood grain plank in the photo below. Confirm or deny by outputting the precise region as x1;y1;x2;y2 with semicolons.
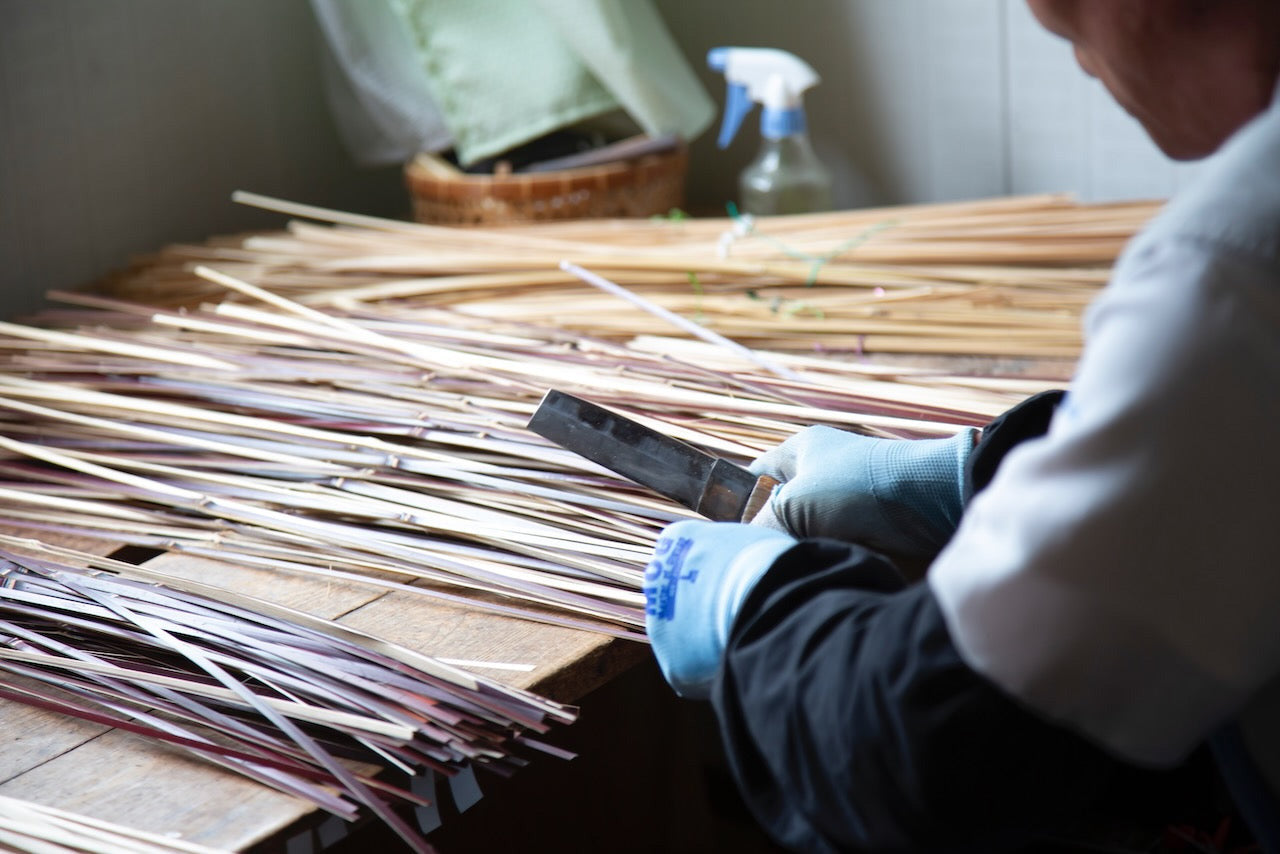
139;551;388;621
0;686;110;784
337;586;647;700
0;727;314;851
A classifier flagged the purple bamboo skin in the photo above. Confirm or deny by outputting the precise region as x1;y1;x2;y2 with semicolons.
0;544;579;851
0;269;1028;646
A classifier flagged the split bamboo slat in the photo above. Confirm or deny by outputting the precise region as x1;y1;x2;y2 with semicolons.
0;285;1038;635
94;192;1163;361
0;537;575;853
0;793;231;854
0;191;1159;847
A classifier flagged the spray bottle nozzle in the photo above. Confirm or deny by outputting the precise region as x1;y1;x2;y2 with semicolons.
708;47;820;148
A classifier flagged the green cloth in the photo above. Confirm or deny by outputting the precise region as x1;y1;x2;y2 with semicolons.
392;0;713;165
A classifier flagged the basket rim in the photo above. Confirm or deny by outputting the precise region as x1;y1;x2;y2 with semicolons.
405;143;687;187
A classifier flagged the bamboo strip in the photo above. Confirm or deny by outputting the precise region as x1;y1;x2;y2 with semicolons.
0;647;417;739
0;541;579;850
90;191;1154;362
0;794;230;854
0;291;1038;645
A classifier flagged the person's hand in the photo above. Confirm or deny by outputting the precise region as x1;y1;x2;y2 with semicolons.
644;520;795;699
749;426;978;558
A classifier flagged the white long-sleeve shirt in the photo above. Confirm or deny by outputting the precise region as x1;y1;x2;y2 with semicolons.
930;94;1280;771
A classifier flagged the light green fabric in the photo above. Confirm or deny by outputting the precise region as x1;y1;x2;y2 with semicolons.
312;0;453;166
391;0;713;165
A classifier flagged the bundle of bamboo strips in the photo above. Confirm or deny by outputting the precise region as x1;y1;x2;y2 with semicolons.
0;538;575;853
0;794;230;854
0;272;1053;641
91;192;1161;360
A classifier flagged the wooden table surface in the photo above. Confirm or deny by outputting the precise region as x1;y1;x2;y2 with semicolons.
0;526;648;851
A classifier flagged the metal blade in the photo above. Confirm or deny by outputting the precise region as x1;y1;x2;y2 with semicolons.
527;389;760;521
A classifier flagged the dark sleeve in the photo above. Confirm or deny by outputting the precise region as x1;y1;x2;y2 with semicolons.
712;389;1126;853
964;389;1065;501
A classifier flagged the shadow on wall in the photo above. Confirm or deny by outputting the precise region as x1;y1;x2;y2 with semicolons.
0;0;407;321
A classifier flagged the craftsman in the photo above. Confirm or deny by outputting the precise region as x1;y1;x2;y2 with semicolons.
643;2;1280;851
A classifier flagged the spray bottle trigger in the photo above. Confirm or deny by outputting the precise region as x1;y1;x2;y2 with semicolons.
718;82;755;149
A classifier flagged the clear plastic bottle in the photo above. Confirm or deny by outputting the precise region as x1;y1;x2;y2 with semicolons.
740;131;833;216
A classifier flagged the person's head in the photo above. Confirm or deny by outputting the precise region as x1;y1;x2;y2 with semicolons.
1027;0;1280;159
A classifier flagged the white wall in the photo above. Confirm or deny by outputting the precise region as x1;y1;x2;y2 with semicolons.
0;0;406;319
657;0;1206;212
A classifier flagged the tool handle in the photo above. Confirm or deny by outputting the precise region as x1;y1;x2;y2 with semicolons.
740;475;778;523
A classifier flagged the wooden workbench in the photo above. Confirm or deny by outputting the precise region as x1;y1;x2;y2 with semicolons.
0;527;672;852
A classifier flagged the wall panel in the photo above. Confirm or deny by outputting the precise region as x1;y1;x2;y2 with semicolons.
0;0;404;318
2;1;1220;316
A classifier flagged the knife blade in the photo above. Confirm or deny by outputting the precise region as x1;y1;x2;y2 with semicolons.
527;389;776;522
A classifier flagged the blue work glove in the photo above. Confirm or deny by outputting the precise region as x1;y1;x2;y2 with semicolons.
749;426;979;558
644;520;795;699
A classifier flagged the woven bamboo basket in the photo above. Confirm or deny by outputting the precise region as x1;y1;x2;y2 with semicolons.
404;143;688;225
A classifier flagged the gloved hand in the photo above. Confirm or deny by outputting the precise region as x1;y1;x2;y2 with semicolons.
644;520;795;699
749;426;978;558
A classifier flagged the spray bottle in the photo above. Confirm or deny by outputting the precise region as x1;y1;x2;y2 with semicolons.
708;47;833;216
